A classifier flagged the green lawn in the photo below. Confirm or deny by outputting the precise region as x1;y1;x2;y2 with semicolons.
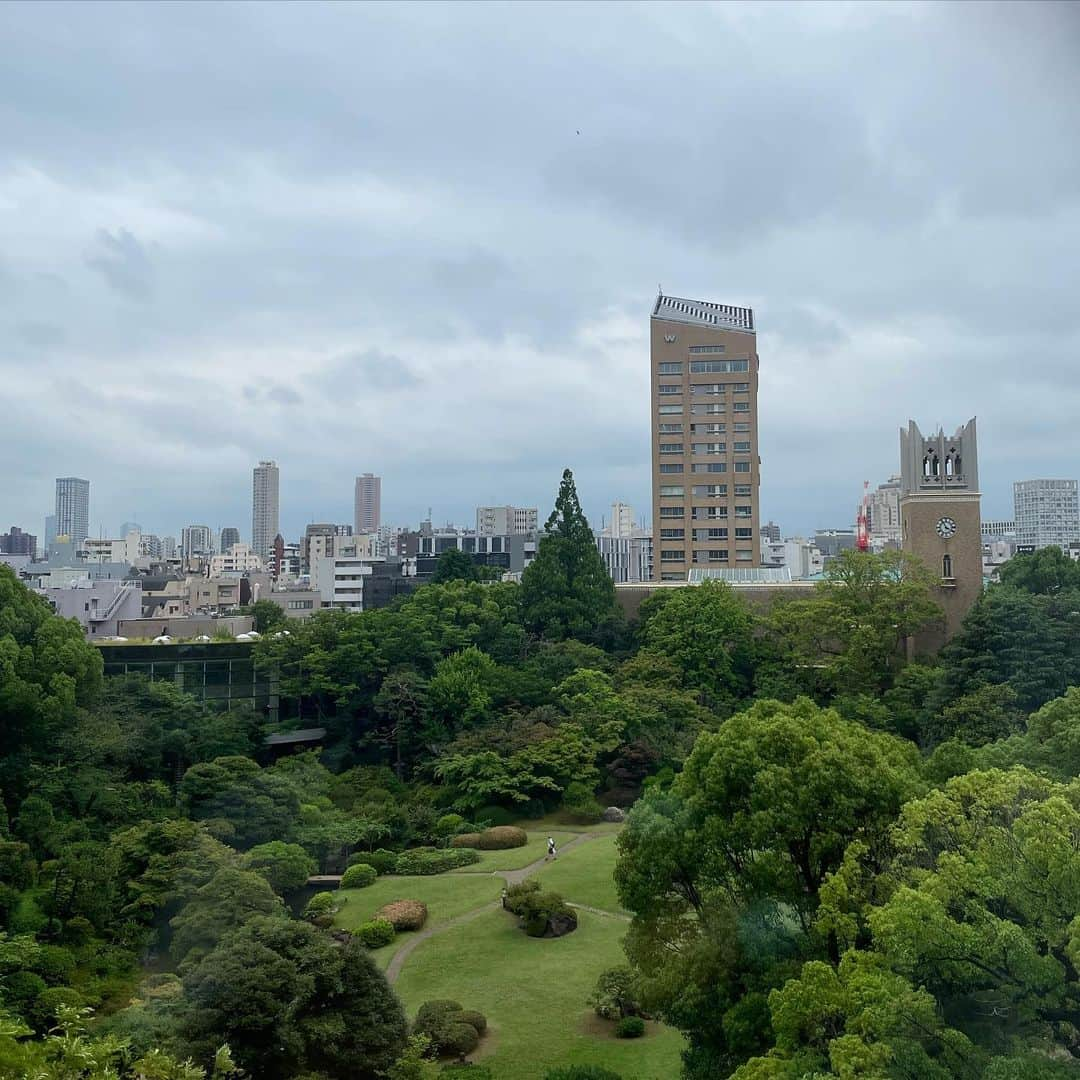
518;810;627;836
452;831;575;872
332;874;502;967
535;833;625;914
394;906;684;1080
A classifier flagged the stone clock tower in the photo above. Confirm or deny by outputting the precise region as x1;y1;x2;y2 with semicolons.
900;417;982;646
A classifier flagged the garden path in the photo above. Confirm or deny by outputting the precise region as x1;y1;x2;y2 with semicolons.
384;831;599;984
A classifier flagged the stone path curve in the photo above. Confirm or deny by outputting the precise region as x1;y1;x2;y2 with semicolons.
384;831;599;984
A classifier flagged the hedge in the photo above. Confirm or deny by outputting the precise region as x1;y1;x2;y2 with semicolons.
414;999;487;1058
450;826;527;850
394;847;479;875
340;863;377;889
356;917;395;948
349;848;399;875
375;900;428;931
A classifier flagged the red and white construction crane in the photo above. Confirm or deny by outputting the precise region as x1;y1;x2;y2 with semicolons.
856;480;870;551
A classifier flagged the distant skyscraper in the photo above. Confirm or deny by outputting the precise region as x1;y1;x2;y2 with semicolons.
608;502;636;539
220;527;241;553
354;473;381;535
1014;479;1080;551
761;520;782;543
181;525;213;564
44;514;57;553
650;293;760;579
867;476;902;546
120;521;142;537
252;461;280;562
55;477;90;544
161;536;178;560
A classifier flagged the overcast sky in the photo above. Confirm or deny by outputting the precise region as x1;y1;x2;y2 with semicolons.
2;1;1078;542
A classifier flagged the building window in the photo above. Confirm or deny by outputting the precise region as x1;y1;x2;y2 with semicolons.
689;359;750;374
658;385;681;395
692;549;728;562
734;422;751;433
660;549;685;561
735;505;752;517
692;505;728;519
692;442;726;454
736;549;753;561
691;487;728;502
658;423;683;434
690;383;725;395
658;362;683;375
691;403;724;415
688;345;726;354
661;572;683;581
942;554;953;579
659;485;684;496
733;402;750;412
734;461;751;473
734;484;752;496
660;528;685;539
659;443;684;453
694;528;728;541
732;382;750;392
733;441;751;452
691;423;725;435
658;404;683;415
691;463;726;473
735;528;753;539
659;463;684;473
659;506;684;518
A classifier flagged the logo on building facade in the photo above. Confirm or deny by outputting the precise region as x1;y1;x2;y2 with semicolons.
664;334;677;343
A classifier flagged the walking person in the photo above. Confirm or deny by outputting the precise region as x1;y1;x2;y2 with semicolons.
547;836;557;860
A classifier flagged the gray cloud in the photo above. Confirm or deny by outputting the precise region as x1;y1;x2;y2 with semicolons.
85;228;154;300
1;1;1077;540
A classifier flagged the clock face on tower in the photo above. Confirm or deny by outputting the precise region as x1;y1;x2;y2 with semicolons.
936;516;958;539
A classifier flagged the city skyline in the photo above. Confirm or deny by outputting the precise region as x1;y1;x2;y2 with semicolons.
2;5;1077;539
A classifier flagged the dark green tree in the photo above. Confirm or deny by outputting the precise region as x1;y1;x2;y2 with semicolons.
236;598;289;634
179;915;406;1078
432;548;479;584
997;545;1080;595
520;469;620;645
242;841;316;894
637;580;755;711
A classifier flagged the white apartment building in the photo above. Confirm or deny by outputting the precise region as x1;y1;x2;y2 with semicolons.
181;525;214;564
607;502;636;539
209;543;264;575
311;534;382;611
763;536;824;580
868;475;902;546
476;505;538;536
81;531;142;565
1014;480;1080;551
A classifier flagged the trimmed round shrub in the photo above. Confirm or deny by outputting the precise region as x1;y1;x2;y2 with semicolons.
33;945;76;986
614;1016;645;1039
473;805;515;827
351;848;398;875
414;1000;486;1057
435;813;468;837
394;847;479;875
311;914;334;929
457;1009;487;1035
28;986;83;1032
61;916;94;946
340;863;377;889
356;917;395;948
475;826;527;850
1;970;46;1017
376;900;428;931
302;891;337;920
442;1022;480;1056
450;832;483;849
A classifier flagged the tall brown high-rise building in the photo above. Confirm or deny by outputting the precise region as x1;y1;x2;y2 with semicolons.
650;293;760;580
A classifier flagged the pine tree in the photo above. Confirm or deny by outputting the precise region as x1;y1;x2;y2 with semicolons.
520;469;621;645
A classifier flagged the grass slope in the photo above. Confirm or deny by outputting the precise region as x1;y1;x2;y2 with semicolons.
534;833;625;914
453;831;575;872
333;874;502;968
394;906;684;1080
